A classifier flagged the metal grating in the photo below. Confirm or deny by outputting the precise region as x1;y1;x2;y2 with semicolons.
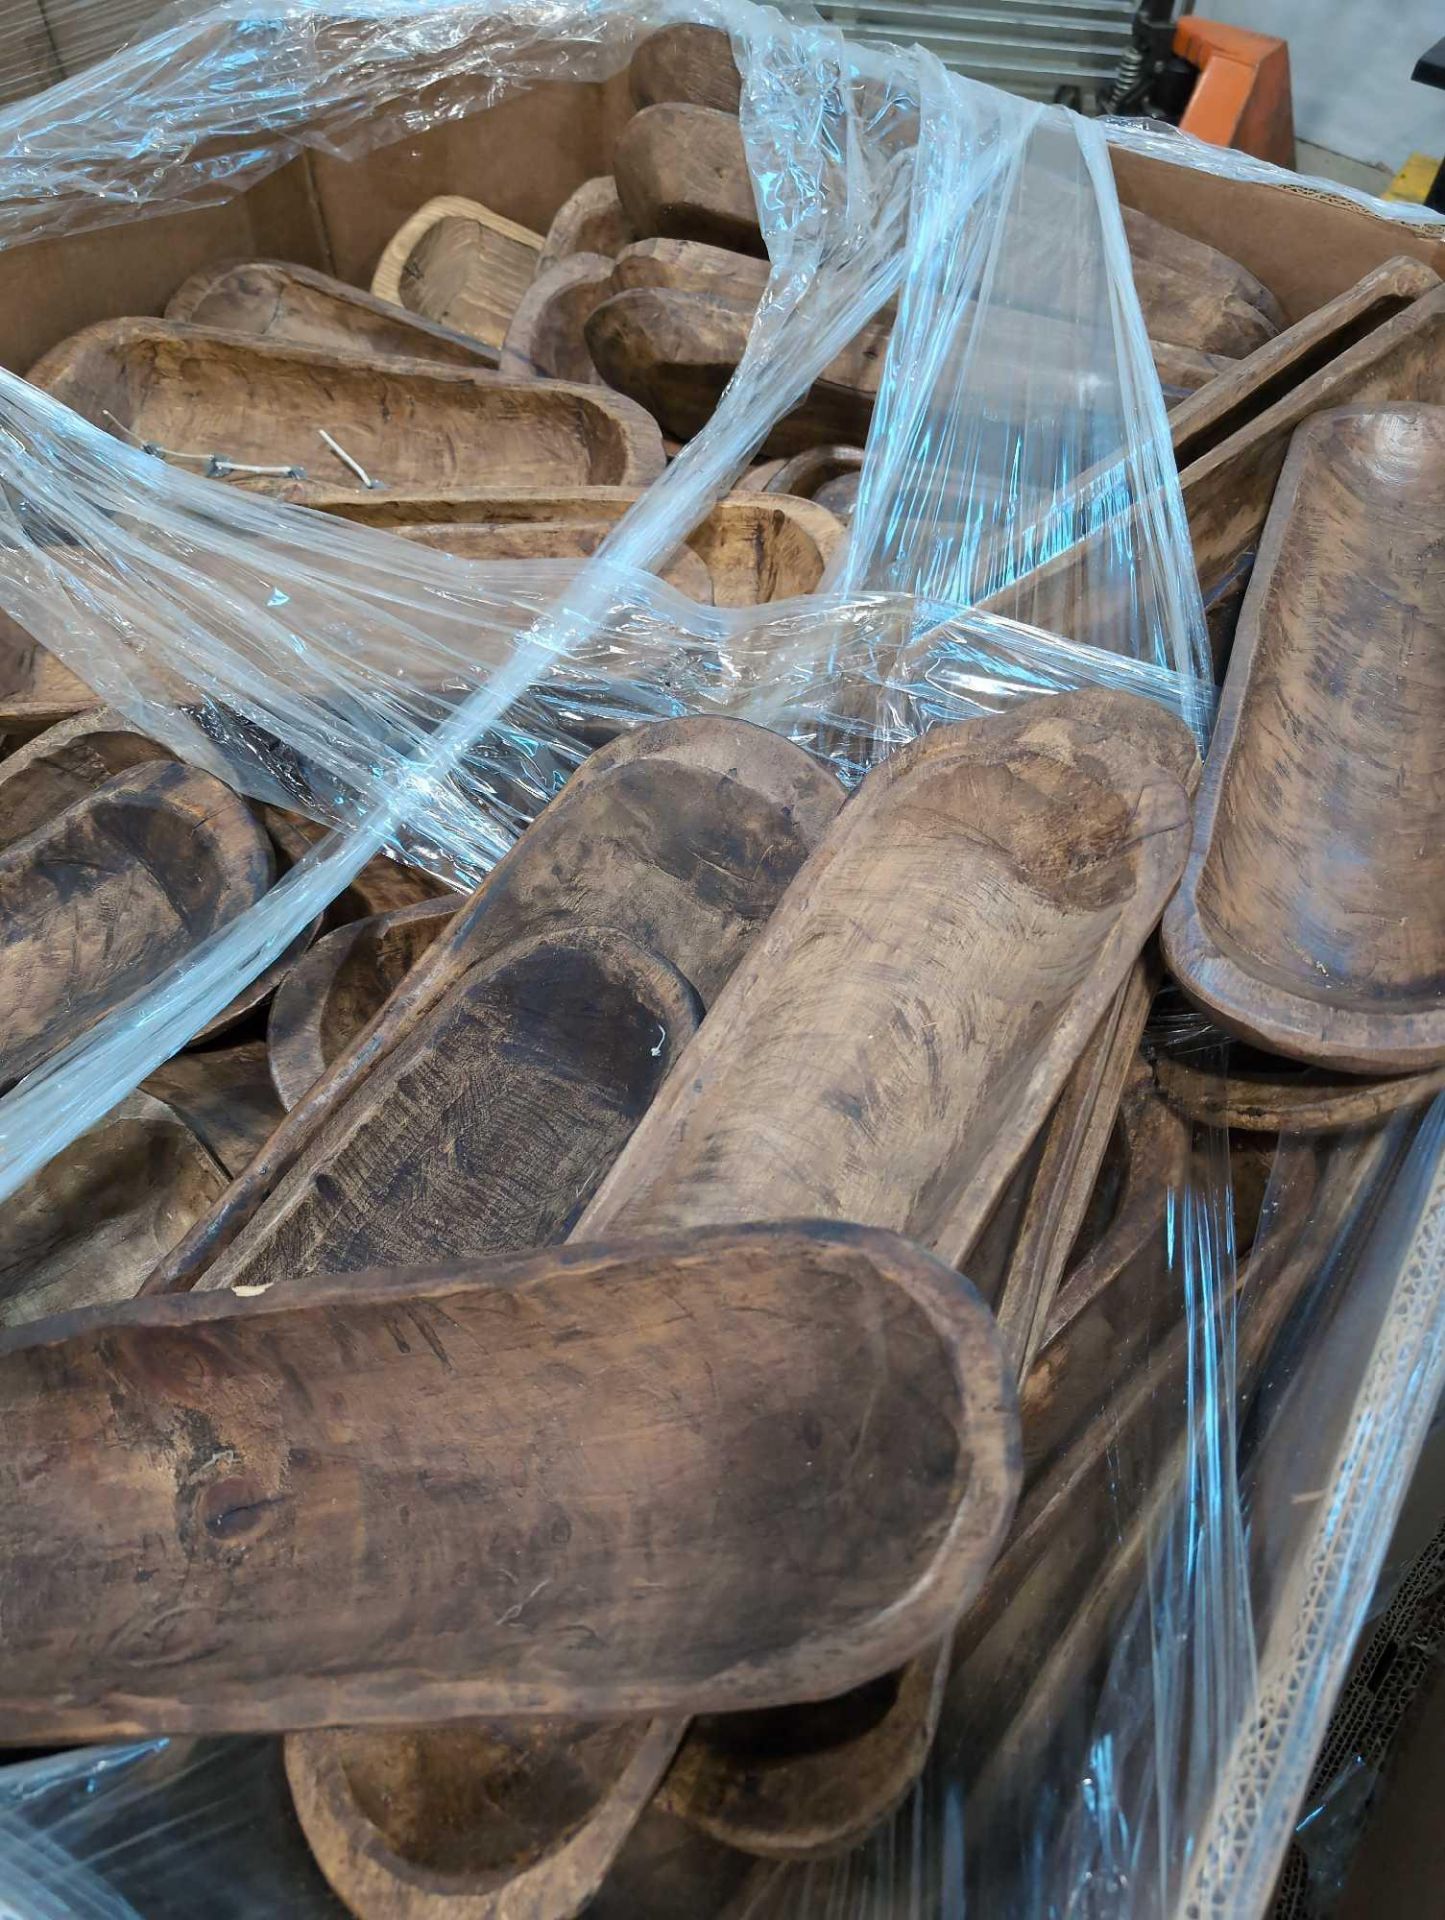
789;0;1136;101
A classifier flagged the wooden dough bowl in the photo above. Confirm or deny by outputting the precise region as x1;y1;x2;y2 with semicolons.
165;259;501;368
538;177;636;272
0;756;273;1088
0;1222;1018;1743
312;486;843;606
0;1091;226;1329
0;615;94;741
266;898;457;1109
1162;404;1445;1073
0;712;316;1043
612;104;1282;359
575;690;1193;1866
499;252;615;383
629;24;741;113
142;1040;286;1178
1153;1041;1445;1135
28;321;666;494
371;197;545;351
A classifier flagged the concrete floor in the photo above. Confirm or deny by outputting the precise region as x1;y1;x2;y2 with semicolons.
1294;138;1396;199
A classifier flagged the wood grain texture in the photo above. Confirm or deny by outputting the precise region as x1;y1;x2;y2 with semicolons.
1169;255;1439;471
1121;203;1282;358
29;321;666;493
565;689;1192;1867
153;716;844;1295
313;486;842;606
1162;404;1445;1072
498;253;615;384
390;516;715;602
1180;284;1445;616
629;25;741;113
210;926;700;1291
371;198;545;351
266;898;460;1110
142;1041;287;1177
613;105;763;257
1153;1044;1445;1135
0;707;168;851
165;260;501;369
538;177;636;273
586;286;884;453
1154;338;1237;402
0;1222;1017;1740
0;758;273;1087
0;1092;226;1328
582;692;1196;1266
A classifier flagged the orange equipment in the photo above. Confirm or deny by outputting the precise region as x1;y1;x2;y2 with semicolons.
1173;18;1295;169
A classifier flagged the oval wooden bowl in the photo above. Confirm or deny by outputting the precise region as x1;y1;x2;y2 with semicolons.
0;1091;226;1328
613;105;763;256
267;897;457;1109
1162;404;1445;1072
0;1221;1017;1742
166;259;500;368
498;252;615;383
586;286;883;453
310;486;843;606
0;757;273;1087
1153;1044;1445;1134
371;196;544;351
29;320;666;493
1121;203;1283;358
538;177;636;273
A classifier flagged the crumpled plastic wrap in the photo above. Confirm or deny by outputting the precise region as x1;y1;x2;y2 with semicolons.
0;6;1441;1920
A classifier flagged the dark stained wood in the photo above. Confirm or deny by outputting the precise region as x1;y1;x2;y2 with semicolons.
165;259;501;368
312;486;843;606
583;693;1196;1266
498;252;615;383
0;758;273;1087
0;1221;1017;1741
613;105;763;257
0;708;169;851
564;689;1192;1866
142;1041;287;1177
586;286;885;453
1162;404;1445;1073
538;177;636;273
371;197;545;352
391;517;716;602
1153;1044;1445;1135
211;926;701;1288
151;716;844;1295
1169;255;1439;469
1121;203;1283;358
266;899;458;1110
0;1091;226;1328
28;321;666;494
629;25;742;113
